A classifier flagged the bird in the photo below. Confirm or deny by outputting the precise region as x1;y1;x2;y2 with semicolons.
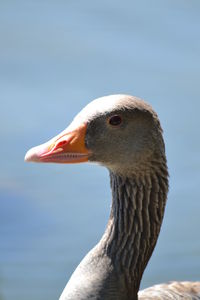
25;94;200;300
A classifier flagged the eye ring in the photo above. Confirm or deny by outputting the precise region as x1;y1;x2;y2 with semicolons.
108;115;122;126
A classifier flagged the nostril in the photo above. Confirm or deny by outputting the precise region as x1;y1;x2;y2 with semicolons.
56;140;68;148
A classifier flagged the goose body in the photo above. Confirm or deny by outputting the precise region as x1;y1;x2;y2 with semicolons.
25;95;200;299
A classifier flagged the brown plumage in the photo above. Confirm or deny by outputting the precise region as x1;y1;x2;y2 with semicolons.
25;95;200;299
139;281;200;299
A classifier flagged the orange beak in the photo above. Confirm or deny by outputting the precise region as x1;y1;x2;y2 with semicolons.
24;123;90;164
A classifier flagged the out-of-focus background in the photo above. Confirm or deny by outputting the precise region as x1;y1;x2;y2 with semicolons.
1;1;200;299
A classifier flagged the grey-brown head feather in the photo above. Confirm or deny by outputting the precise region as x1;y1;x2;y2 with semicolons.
83;95;165;175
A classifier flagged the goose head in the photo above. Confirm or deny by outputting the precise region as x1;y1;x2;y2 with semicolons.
25;94;164;175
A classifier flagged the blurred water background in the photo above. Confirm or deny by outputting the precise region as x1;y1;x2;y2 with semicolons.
0;1;200;299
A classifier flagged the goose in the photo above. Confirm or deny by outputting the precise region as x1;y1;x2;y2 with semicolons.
25;94;200;300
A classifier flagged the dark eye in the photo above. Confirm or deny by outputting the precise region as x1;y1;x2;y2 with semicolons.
108;115;122;126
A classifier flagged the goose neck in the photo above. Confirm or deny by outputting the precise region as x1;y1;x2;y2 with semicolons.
99;169;168;296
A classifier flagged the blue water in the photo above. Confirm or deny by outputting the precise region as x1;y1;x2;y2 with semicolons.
1;1;200;299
